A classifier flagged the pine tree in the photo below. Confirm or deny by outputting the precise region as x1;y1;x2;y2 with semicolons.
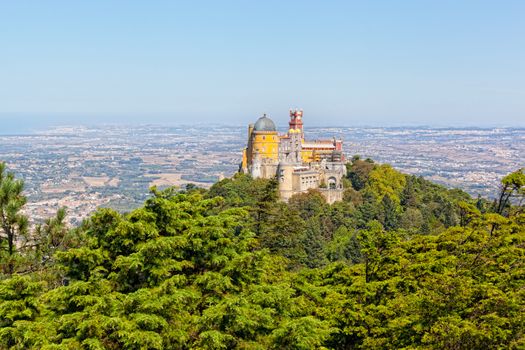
0;163;29;275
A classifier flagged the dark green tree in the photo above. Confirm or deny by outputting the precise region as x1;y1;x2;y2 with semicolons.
495;168;525;216
346;157;375;191
0;163;29;275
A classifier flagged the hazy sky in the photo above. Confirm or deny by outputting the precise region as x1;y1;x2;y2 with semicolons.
1;0;524;129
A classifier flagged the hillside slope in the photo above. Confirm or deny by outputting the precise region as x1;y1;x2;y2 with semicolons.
0;161;524;349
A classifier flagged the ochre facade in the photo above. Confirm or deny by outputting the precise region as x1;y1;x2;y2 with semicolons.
240;110;346;203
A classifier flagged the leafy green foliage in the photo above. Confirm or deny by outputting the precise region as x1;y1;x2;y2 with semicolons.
347;158;471;233
1;162;84;277
0;161;523;349
346;156;375;191
0;163;29;274
495;168;525;216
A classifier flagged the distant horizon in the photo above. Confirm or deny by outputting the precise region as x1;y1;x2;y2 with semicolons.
1;115;524;136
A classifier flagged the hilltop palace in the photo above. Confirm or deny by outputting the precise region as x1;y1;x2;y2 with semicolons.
241;110;346;203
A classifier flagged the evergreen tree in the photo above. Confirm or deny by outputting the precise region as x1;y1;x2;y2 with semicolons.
0;162;523;349
0;163;28;275
495;168;525;215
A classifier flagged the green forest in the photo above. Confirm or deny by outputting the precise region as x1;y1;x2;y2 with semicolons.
1;159;524;349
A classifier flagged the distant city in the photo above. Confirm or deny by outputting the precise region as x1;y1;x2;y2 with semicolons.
0;125;523;225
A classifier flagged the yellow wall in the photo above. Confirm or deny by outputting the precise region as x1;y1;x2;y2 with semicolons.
241;148;248;170
246;128;334;166
250;132;279;161
302;149;337;163
301;149;315;163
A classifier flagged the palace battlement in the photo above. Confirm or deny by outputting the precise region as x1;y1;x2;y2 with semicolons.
240;110;346;203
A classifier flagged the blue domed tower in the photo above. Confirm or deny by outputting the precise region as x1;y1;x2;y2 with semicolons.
241;114;280;178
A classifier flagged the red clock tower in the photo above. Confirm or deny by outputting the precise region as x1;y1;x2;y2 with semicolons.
289;109;304;136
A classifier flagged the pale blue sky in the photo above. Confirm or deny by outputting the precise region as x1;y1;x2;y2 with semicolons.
1;0;524;130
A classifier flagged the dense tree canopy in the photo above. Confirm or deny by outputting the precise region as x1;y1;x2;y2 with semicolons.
0;159;524;349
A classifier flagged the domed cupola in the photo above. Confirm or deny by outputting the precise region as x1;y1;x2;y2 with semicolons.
253;114;276;132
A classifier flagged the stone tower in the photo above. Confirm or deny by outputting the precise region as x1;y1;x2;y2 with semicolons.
241;110;346;204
